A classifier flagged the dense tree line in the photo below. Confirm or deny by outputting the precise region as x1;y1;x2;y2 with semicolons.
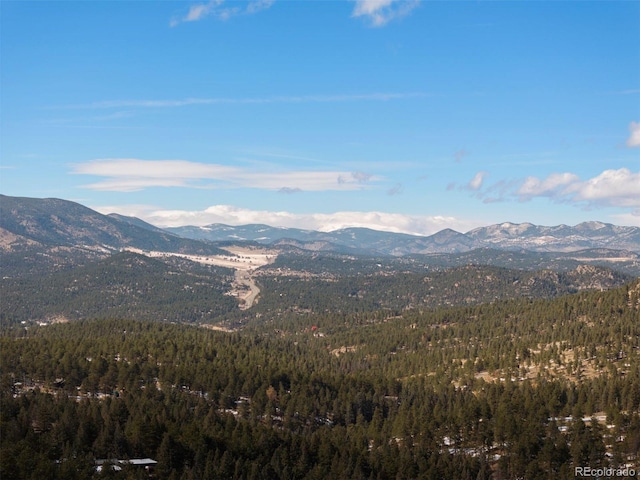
2;281;639;478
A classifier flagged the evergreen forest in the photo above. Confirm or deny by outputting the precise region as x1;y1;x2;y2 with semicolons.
2;279;640;479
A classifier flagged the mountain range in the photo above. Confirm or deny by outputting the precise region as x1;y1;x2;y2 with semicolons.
2;195;640;258
167;220;640;255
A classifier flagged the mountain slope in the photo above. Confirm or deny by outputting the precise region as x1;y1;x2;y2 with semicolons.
0;195;226;254
107;212;171;235
0;195;229;276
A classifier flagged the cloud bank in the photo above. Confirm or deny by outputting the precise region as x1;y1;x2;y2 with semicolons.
94;203;482;235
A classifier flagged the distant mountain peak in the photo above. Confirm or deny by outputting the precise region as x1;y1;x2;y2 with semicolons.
575;220;609;230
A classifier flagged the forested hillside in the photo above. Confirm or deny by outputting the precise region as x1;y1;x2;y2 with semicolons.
2;281;639;479
245;259;630;326
0;252;237;325
2;248;631;328
411;248;640;277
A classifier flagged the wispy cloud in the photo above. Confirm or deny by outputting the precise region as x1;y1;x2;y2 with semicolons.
38;109;142;131
466;171;488;191
245;0;274;14
184;1;220;22
346;171;373;183
453;149;468;163
93;203;483;235
170;0;274;26
352;0;420;27
611;211;640;227
70;158;380;192
173;0;418;28
61;92;427;110
278;187;302;194
626;121;640;148
610;89;640;95
387;183;403;196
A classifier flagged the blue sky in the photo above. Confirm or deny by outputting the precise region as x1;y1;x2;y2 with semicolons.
1;0;639;233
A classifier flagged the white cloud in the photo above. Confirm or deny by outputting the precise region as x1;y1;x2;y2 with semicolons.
626;121;640;148
170;0;273;26
569;168;640;207
515;168;640;208
352;0;420;27
517;172;580;198
70;158;380;192
94;203;483;235
467;171;487;191
185;1;219;21
72;159;236;179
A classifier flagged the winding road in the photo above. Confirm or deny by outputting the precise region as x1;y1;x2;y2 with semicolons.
235;269;261;309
